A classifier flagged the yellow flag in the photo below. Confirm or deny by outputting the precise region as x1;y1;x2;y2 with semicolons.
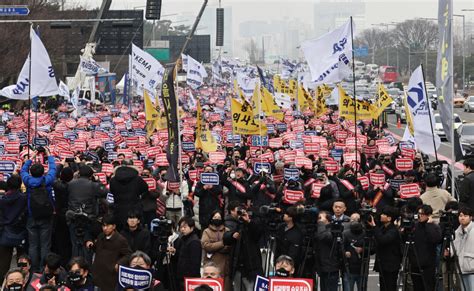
403;92;415;136
231;98;267;135
338;85;373;120
297;84;309;112
371;84;394;119
195;101;218;153
289;80;297;101
261;86;284;121
273;75;281;92
144;90;160;121
315;85;332;117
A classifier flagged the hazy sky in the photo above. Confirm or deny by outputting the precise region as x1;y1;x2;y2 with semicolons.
73;0;474;33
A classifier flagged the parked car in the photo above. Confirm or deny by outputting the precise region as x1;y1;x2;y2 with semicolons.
458;123;474;156
454;95;466;107
434;113;462;140
464;96;474;112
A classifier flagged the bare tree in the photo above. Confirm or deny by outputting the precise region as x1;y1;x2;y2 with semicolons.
391;19;438;51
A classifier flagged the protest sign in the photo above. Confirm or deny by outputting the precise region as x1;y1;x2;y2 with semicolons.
200;173;220;185
118;266;152;290
184;278;224;291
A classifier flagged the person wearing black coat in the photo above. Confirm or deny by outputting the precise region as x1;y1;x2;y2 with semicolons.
221;168;252;205
370;206;401;291
402;205;442;291
314;211;341;291
343;222;366;291
274;206;303;273
0;175;27;281
460;158;474;210
223;208;263;290
194;167;223;230
110;161;149;229
168;216;202;290
120;210;151;254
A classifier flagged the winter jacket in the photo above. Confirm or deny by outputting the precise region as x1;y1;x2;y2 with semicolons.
314;222;340;273
20;156;57;217
421;187;456;223
453;222;474;274
92;231;131;290
67;177;107;219
374;223;402;273
194;182;223;228
460;171;474;210
403;221;442;268
0;190;27;226
120;225;151;254
175;232;202;281
201;224;231;276
274;223;303;270
163;181;189;210
110;166;149;224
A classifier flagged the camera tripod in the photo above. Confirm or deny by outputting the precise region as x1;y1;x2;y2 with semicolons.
434;231;466;291
330;230;350;285
359;230;374;291
263;231;277;277
398;232;429;291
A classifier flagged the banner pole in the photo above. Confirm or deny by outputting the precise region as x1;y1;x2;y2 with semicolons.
28;23;32;156
421;64;439;161
350;16;358;170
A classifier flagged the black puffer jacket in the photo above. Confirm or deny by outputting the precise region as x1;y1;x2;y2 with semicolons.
175;232;202;281
110;166;149;225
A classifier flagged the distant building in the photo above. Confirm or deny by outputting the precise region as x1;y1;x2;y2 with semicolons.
313;0;366;37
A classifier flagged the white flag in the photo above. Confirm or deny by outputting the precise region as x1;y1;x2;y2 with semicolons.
407;66;440;156
131;44;165;96
58;81;70;99
71;86;80;118
0;54;29;100
181;54;189;72
327;87;340;106
186;55;208;89
187;90;197;109
79;56;101;75
212;59;224;84
301;19;353;84
30;26;59;96
236;72;257;99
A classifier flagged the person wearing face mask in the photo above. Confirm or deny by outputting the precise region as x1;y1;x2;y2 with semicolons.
194;166;224;230
3;268;26;291
202;262;222;279
34;253;68;289
274;255;295;278
342;219;365;291
274;207;303;275
201;211;231;291
222;168;251;205
311;169;340;211
120;210;151;254
121;251;164;291
16;256;33;290
65;257;97;290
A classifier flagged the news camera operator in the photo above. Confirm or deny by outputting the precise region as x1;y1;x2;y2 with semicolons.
401;204;442;291
223;204;263;290
273;206;303;273
366;206;401;291
66;165;108;261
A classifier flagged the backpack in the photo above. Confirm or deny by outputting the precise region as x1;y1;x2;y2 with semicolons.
30;178;54;219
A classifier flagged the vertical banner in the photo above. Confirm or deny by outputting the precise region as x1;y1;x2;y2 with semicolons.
161;67;180;182
436;0;453;142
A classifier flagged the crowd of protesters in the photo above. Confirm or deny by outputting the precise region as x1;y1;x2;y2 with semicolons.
0;84;473;291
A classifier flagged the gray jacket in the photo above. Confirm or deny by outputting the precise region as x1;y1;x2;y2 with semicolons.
453;222;474;274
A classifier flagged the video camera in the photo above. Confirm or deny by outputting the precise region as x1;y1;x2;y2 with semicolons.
400;213;418;232
259;203;283;232
150;217;173;245
296;205;319;226
330;217;349;236
65;206;90;238
439;209;459;238
424;160;448;187
359;204;376;225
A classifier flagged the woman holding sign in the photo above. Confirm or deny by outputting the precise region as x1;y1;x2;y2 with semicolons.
201;211;232;291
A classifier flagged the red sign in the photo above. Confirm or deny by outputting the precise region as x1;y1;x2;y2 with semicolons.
188;169;202;182
95;173;107;185
143;178;157;191
311;183;325;198
335;130;348;140
369;172;386;187
146;146;162;158
208;151;226;164
294;157;313;169
184;278;224;291
364;145;378;156
358;176;370;190
395;158;413;172
283;189;305;204
304;142;320;155
401;148;416;160
155;153;169;167
259;152;274;163
269;138;283;148
5;141;20;154
269;278;313;291
376;139;389;148
399;183;420;199
101;163;114;175
325;160;339;174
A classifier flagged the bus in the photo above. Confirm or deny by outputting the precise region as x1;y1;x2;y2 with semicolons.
379;66;398;83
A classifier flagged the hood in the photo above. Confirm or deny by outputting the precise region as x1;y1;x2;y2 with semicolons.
114;166;139;183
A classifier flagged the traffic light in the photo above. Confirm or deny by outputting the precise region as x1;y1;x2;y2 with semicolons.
216;8;224;47
146;0;161;20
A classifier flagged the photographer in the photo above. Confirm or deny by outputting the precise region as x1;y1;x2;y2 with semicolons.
223;206;263;290
449;206;474;290
402;204;442;291
369;206;401;291
274;206;303;273
67;165;107;259
315;211;341;291
460;158;474;210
